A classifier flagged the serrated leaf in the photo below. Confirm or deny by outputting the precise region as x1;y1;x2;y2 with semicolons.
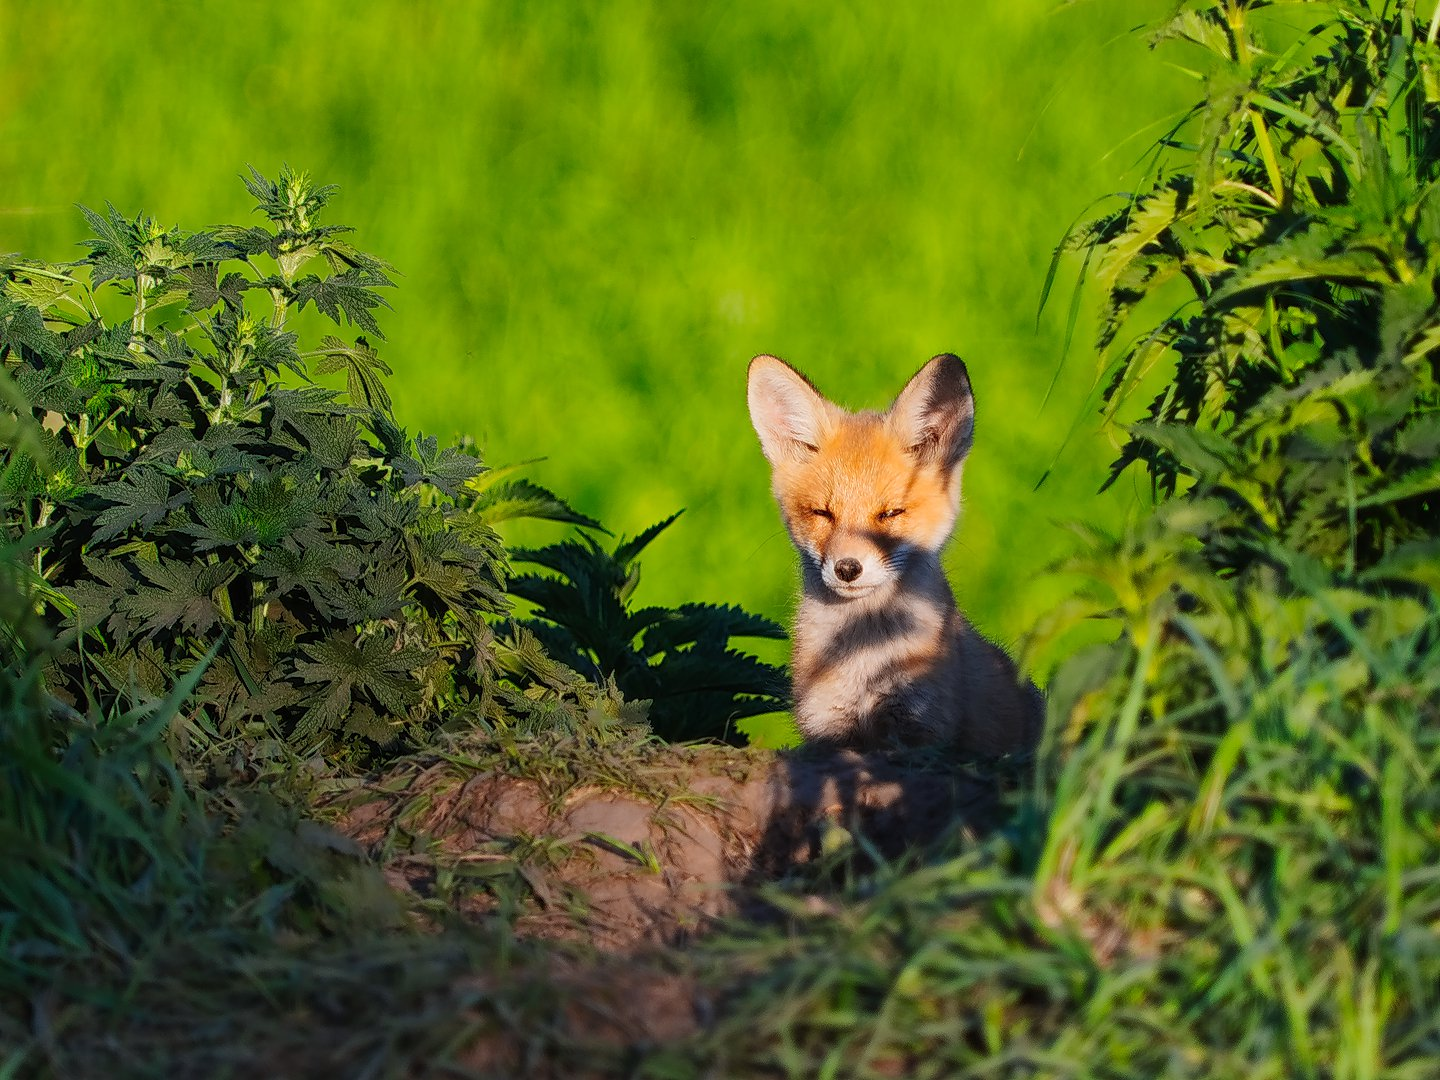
311;335;393;413
87;468;190;542
0;301;65;361
1355;460;1440;509
210;223;277;258
3;269;75;313
466;477;604;530
640;603;787;657
1128;422;1237;481
289;270;392;338
179;263;222;312
396;433;484;498
292;631;432;739
182;475;320;551
614;512;683;567
254;538;342;604
267;386;349;436
292;413;361;472
1096;186;1185;292
313;561;409;624
119;557;238;639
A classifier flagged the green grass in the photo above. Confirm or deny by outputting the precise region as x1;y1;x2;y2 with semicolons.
0;2;1191;734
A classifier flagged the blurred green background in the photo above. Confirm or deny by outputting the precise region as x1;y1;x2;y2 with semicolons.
1;1;1189;741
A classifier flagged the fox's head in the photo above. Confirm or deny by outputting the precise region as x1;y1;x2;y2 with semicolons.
747;353;975;601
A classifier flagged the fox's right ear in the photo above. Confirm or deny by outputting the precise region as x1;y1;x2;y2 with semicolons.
747;355;832;463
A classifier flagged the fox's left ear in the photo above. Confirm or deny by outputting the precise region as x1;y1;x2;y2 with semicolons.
888;353;975;469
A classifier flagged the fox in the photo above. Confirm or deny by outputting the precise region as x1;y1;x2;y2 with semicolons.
746;352;1043;754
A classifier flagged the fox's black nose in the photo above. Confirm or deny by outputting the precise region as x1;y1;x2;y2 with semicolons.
834;558;862;582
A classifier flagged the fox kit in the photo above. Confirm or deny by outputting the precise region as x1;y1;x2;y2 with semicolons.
747;353;1042;754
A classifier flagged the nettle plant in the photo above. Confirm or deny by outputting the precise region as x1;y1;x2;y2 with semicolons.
0;168;638;763
1061;0;1440;564
1039;0;1440;850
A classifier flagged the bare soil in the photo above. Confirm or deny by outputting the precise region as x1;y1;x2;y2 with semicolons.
336;741;1000;952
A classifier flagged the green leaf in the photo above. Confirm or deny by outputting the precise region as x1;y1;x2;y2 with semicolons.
614;512;683;567
466;477;603;530
120;557;238;639
288;270;393;338
313;561;409;625
639;603;786;656
310;335;393;413
292;631;432;740
1096;185;1185;292
87;468;189;543
0;299;65;361
397;434;483;498
1354;460;1440;509
178;262;248;313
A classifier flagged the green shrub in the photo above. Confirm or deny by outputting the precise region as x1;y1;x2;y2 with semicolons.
1067;0;1439;556
1030;2;1440;1069
0;167;786;760
0;168;625;764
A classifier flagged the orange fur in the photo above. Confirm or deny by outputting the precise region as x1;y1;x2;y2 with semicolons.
747;353;1042;753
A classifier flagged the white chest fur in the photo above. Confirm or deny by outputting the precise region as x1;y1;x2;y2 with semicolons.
790;587;955;743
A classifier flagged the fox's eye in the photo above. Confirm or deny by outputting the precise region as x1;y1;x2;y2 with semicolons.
809;508;834;521
877;508;906;521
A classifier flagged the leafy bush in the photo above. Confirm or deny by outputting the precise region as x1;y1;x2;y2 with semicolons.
0;168;625;764
1029;2;1440;1069
0;566;575;1075
1067;0;1439;558
0;168;786;759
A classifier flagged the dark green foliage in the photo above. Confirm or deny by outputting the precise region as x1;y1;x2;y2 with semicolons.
0;168;625;763
1065;0;1440;566
0;589;402;993
509;512;788;742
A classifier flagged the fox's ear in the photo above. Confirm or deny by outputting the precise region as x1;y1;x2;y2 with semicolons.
888;353;975;469
747;355;833;463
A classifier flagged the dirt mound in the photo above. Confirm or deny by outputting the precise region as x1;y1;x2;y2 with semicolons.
334;737;1000;952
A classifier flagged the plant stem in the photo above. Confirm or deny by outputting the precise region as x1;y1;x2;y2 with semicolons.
133;272;152;338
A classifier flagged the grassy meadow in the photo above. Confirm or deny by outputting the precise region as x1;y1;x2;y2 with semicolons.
0;1;1191;741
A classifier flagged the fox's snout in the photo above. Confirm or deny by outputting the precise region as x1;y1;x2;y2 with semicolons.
817;547;892;595
803;527;906;597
